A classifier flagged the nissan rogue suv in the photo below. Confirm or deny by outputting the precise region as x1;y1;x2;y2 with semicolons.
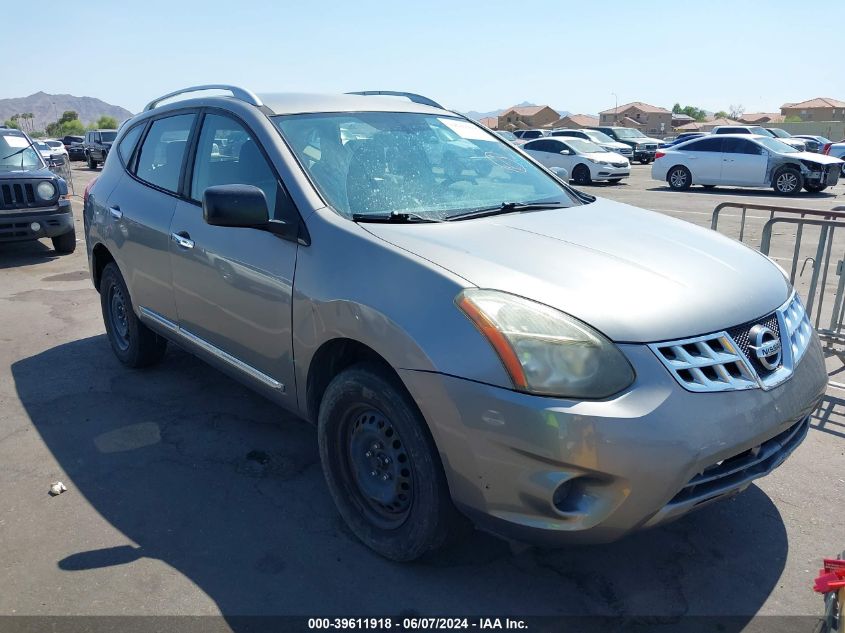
84;85;827;561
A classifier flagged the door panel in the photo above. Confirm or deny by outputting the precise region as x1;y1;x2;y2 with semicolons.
105;172;178;321
721;139;768;185
169;202;297;397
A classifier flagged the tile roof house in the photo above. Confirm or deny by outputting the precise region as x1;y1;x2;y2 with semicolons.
599;101;672;135
497;105;560;130
780;98;845;122
738;112;784;124
675;117;742;132
478;116;498;129
548;113;599;129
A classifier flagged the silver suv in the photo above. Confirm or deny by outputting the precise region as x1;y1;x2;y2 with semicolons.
84;85;827;561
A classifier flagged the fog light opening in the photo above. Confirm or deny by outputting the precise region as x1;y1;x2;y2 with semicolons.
30;222;41;233
552;479;577;513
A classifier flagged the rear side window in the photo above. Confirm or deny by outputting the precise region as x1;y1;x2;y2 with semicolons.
682;138;723;152
135;114;195;193
117;124;144;165
190;113;277;216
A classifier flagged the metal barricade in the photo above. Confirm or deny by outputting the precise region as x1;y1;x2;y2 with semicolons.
47;154;75;196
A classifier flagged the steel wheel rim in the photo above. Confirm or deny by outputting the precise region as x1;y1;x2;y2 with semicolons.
777;172;797;192
108;284;130;351
343;407;413;529
670;169;687;187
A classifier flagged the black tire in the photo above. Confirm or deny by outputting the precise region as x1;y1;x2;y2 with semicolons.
318;363;464;561
702;184;717;190
51;229;76;254
87;154;97;169
840;163;845;177
804;182;827;193
638;158;652;165
667;165;692;190
572;164;592;185
99;263;167;368
772;167;803;195
608;178;623;183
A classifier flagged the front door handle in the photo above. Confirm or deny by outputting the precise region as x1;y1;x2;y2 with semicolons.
171;231;195;249
109;206;122;219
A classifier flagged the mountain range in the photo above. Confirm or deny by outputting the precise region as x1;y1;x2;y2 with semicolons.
0;92;134;131
464;101;571;121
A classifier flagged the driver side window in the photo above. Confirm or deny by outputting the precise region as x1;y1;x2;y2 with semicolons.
190;114;277;217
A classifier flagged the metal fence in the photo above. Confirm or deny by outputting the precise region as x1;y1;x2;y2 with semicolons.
711;201;845;389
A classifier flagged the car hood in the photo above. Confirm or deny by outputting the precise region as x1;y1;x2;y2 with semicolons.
602;142;630;150
362;198;790;342
629;137;661;145
791;151;843;165
0;166;55;179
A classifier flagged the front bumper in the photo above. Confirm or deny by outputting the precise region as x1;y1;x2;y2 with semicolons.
591;165;630;180
0;203;74;242
633;149;657;161
399;335;827;545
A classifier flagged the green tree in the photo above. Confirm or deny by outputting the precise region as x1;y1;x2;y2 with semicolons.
3;118;20;129
784;115;802;123
59;110;79;124
714;110;729;119
672;103;682;114
93;115;118;129
46;118;85;137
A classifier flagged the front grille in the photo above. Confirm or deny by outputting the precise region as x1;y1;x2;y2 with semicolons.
0;180;50;211
651;332;757;392
618;148;633;155
0;220;32;238
610;161;628;168
667;416;809;507
650;292;813;393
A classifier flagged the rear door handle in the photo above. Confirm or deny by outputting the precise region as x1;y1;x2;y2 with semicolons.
109;206;122;219
171;231;195;249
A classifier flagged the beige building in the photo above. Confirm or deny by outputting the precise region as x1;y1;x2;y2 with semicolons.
549;113;599;129
780;98;845;122
497;105;559;130
599;102;672;135
478;116;498;129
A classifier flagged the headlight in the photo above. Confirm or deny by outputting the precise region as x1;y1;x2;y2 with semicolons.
456;289;635;398
592;159;611;166
36;181;56;200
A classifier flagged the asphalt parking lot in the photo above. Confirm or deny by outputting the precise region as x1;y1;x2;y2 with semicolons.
1;162;843;627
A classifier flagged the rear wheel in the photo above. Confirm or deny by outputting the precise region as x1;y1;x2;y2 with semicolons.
772;167;803;195
51;229;76;254
87;154;97;169
100;263;167;368
804;182;827;193
667;165;692;190
572;164;592;185
638;157;652;165
318;364;465;561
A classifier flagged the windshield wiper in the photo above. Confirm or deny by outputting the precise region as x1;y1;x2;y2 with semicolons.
445;201;566;221
351;211;441;224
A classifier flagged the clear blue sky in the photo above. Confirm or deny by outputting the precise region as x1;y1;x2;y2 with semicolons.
5;0;844;115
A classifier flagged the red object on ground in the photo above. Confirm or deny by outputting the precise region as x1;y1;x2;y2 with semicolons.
813;560;845;593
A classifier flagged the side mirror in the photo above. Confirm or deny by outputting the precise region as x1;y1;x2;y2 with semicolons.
550;166;569;181
203;184;269;228
560;149;573;155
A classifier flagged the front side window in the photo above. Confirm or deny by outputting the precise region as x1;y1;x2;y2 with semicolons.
274;112;576;220
722;138;762;155
100;131;117;142
0;132;42;171
190;113;277;216
135;114;195;193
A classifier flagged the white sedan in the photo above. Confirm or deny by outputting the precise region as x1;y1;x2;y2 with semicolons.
523;137;630;184
45;139;69;158
652;134;844;195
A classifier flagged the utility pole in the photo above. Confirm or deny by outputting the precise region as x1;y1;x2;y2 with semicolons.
612;92;618;125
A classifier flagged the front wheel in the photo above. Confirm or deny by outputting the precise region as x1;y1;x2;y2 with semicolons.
572;164;592;185
51;229;76;254
804;182;827;193
773;167;803;195
100;263;167;368
667;165;692;190
87;154;97;169
318;364;465;561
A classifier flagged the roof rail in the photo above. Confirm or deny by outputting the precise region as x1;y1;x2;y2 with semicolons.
346;91;444;110
143;85;263;112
